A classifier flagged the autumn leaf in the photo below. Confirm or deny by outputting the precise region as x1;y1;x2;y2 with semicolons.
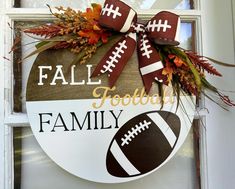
82;3;102;22
162;60;174;82
168;54;186;67
78;29;111;44
78;30;100;44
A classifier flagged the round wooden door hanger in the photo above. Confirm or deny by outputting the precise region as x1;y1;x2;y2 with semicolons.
26;48;195;183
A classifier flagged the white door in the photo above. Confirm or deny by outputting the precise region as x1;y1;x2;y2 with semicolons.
0;0;234;189
202;0;235;188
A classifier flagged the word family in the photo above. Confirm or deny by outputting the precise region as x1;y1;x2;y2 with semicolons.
38;110;123;133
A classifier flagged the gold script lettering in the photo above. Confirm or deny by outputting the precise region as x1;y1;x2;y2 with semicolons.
92;86;175;109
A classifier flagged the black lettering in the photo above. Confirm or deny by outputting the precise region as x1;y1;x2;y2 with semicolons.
110;110;123;128
100;111;111;129
51;113;69;132
93;111;99;130
39;113;53;132
70;111;91;131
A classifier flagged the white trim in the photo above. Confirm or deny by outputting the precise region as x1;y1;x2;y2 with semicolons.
1;16;15;189
4;126;14;189
174;17;181;44
4;17;14;118
0;10;6;189
195;5;208;188
5;0;14;9
6;8;53;20
199;117;209;189
138;9;201;18
194;0;201;10
3;8;202;20
232;0;235;58
4;113;29;127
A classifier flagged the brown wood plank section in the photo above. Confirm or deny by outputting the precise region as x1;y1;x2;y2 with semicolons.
26;35;161;101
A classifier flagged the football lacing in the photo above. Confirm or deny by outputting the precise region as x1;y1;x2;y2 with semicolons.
101;40;127;73
147;19;172;32
131;23;145;33
101;4;122;19
121;120;151;146
140;34;153;59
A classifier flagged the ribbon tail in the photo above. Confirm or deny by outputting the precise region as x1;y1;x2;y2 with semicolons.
137;34;168;93
92;32;137;87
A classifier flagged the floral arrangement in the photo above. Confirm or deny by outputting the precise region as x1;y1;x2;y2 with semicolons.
20;1;235;109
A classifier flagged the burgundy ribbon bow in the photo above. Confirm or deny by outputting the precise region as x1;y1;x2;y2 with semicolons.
92;0;181;93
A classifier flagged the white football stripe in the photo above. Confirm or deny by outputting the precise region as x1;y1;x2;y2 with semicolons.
174;18;181;43
147;113;177;148
110;140;140;176
120;9;136;33
140;61;163;75
128;32;137;41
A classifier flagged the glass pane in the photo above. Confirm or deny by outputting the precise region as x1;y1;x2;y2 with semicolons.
180;22;195;50
13;21;48;113
13;20;195;113
14;0;194;9
14;122;199;189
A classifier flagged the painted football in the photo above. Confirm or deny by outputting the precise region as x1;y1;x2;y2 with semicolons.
106;111;181;177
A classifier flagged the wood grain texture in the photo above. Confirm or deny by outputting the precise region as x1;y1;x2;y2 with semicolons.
26;36;161;101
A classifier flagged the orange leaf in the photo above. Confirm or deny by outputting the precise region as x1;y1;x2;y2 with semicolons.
78;28;111;45
78;30;100;44
82;3;102;22
162;60;174;82
168;54;186;67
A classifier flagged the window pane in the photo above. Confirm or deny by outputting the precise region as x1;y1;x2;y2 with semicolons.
14;123;199;189
14;0;194;9
180;22;195;50
13;21;48;113
13;21;195;113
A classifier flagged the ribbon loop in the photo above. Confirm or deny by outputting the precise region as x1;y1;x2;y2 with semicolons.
93;0;181;93
92;32;137;87
99;0;137;33
137;33;168;93
146;11;181;46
